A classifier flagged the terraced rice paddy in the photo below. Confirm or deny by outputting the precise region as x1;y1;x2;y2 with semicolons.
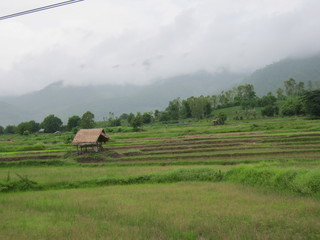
87;131;320;168
1;117;320;239
3;131;319;165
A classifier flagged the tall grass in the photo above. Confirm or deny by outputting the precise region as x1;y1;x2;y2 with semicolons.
225;166;320;196
1;166;320;198
1;182;320;240
0;168;223;192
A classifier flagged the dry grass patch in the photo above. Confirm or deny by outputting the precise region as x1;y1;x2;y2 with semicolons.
1;182;320;239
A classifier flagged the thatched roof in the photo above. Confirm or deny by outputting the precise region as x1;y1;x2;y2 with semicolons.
72;128;109;146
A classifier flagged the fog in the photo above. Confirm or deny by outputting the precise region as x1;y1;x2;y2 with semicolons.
1;0;320;96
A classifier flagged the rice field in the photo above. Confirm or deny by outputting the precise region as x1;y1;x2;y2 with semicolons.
1;183;320;240
1;116;320;239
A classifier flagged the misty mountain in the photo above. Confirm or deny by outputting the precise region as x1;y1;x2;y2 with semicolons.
0;71;244;126
243;54;320;95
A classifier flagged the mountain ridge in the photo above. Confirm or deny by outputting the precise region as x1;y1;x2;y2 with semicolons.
0;71;243;125
2;53;320;126
243;54;320;95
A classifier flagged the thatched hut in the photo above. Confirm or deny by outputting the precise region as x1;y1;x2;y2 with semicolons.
72;128;109;153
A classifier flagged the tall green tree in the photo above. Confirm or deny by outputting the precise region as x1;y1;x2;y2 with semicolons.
129;113;143;130
276;88;285;100
210;95;219;109
180;99;192;119
4;125;17;134
284;78;305;97
258;92;277;107
17;120;40;135
187;96;211;120
127;113;135;125
234;84;257;108
296;82;305;96
0;126;4;135
158;111;170;122
302;90;320;117
218;91;228;105
284;78;297;97
41;115;63;133
281;98;304;116
261;105;279;117
67;115;81;130
142;112;153;124
81;111;95;129
235;84;256;102
166;98;181;120
119;113;129;121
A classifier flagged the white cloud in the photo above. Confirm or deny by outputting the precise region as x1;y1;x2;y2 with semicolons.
0;0;320;95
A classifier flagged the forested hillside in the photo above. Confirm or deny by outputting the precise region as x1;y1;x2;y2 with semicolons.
1;54;320;126
244;54;320;95
0;71;243;125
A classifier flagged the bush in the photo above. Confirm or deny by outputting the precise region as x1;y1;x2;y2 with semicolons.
72;126;80;134
23;130;30;136
302;90;320;117
142;112;153;124
129;113;143;131
64;135;74;144
217;112;227;124
4;125;17;134
225;166;320;195
107;118;121;127
0;174;38;192
261;105;279;117
281;98;304;116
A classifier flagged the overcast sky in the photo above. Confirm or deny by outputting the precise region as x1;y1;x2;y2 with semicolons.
0;0;320;96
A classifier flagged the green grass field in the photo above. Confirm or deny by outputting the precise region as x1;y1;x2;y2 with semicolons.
1;116;320;239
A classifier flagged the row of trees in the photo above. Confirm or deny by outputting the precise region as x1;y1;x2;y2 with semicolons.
87;79;320;130
0;111;95;135
102;84;260;129
1;78;320;135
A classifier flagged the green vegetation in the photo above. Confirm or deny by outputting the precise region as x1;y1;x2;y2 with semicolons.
302;89;320;117
244;54;320;95
1;101;320;238
80;111;95;129
1;182;320;240
2;78;319;134
41;114;63;133
67;115;81;131
1;167;320;198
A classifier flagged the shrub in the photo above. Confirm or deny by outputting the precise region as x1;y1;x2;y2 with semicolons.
0;174;38;192
281;98;304;116
215;112;227;124
225;166;320;196
261;105;279;117
302;90;320;117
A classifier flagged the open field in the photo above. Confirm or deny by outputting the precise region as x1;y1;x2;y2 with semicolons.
1;183;320;240
1;117;320;239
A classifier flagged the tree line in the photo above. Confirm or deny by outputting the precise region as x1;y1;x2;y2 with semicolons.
103;78;320;129
1;78;320;135
0;111;95;135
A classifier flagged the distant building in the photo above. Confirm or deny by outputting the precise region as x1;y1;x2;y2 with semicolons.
72;128;109;153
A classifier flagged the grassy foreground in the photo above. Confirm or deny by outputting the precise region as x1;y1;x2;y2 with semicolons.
1;182;320;240
1;116;320;239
